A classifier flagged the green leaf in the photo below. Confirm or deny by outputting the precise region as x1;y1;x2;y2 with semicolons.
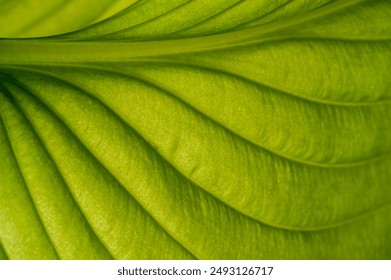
0;0;390;259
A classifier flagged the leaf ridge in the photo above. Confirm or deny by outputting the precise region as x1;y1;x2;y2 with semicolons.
0;108;60;259
0;0;390;260
211;0;293;36
19;64;391;167
98;0;362;41
0;1;369;63
8;79;199;260
57;0;360;41
2;81;116;260
11;68;391;232
5;70;391;235
129;58;391;107
161;0;246;37
4;65;390;170
91;0;193;40
55;0;146;40
4;70;304;232
105;67;391;168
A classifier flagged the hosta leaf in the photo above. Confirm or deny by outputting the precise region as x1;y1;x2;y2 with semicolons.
0;0;390;259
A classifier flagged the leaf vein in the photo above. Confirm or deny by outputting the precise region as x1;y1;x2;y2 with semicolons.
4;80;116;260
0;105;60;259
8;78;199;260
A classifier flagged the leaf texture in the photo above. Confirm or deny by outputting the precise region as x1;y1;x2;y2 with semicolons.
0;0;390;259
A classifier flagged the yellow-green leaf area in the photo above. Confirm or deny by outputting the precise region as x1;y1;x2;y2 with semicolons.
0;0;390;260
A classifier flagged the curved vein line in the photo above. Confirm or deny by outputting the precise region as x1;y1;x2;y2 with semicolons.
306;202;391;232
230;0;293;32
86;0;367;43
3;81;115;260
5;48;391;107
8;79;198;260
169;0;293;38
90;66;391;168
0;0;367;63
79;0;363;41
39;65;391;166
9;67;391;232
0;107;60;259
3;70;308;232
3;47;391;107
163;0;245;37
2;65;390;169
41;74;391;232
15;71;303;232
237;0;337;31
90;0;193;40
124;58;391;107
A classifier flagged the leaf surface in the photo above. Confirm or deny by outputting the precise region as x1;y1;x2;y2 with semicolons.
0;0;390;259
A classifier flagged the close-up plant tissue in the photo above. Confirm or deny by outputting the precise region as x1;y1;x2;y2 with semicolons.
0;0;390;260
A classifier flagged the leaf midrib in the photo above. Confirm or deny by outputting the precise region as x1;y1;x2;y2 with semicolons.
0;0;364;65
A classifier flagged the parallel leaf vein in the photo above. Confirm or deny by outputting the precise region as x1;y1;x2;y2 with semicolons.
7;78;199;260
0;108;60;259
4;81;115;260
8;69;391;232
